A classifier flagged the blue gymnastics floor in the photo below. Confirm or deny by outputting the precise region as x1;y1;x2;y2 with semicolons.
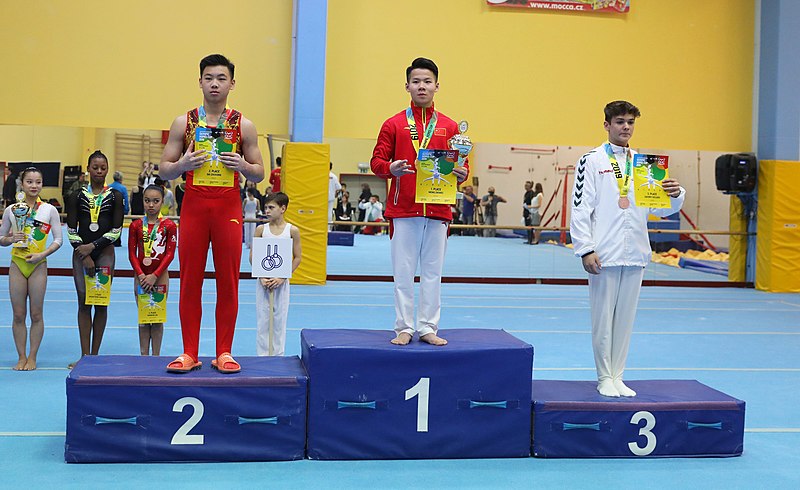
1;230;798;488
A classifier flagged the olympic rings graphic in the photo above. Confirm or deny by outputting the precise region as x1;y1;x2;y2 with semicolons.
261;244;284;271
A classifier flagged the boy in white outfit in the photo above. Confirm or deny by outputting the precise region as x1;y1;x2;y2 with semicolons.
570;100;685;397
251;192;301;356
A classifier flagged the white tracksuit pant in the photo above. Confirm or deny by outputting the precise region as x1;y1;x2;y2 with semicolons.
256;279;289;356
390;217;449;337
588;265;645;382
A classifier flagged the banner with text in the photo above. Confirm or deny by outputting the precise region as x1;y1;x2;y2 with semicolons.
486;0;629;14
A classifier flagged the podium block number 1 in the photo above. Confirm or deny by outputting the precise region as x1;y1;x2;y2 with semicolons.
405;377;430;433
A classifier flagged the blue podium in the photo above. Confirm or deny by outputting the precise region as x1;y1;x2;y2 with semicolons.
532;380;745;458
65;355;308;463
302;328;533;460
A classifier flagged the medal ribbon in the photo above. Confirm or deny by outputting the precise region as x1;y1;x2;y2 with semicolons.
406;107;438;153
604;143;632;199
84;185;110;228
142;214;163;258
198;105;231;129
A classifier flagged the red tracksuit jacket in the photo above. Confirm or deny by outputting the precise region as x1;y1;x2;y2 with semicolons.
370;101;469;221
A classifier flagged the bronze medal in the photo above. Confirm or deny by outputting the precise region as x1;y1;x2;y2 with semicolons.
618;196;630;209
143;258;152;267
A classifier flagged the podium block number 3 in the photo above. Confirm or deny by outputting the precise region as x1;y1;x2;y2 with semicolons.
171;397;205;445
628;411;656;456
405;377;430;433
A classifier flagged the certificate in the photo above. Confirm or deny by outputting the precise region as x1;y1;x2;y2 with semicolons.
194;127;238;187
633;153;671;209
415;148;460;204
85;266;112;306
137;284;168;324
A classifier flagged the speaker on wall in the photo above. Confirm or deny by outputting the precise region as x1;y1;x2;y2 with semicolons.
715;153;757;193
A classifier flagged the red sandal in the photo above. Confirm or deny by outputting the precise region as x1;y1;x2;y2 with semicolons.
211;352;241;374
166;354;202;373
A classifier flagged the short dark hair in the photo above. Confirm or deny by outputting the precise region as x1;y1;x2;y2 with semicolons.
265;191;289;208
143;184;165;198
604;100;641;122
275;156;282;167
406;57;438;82
371;194;380;199
200;54;235;79
88;150;108;166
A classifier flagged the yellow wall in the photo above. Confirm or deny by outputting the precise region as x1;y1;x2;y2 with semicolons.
325;0;755;152
0;0;292;134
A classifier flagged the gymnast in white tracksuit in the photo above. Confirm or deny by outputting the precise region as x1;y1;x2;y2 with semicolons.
570;100;685;398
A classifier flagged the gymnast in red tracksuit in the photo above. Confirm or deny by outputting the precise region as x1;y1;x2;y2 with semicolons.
371;57;469;347
128;184;177;356
158;54;264;373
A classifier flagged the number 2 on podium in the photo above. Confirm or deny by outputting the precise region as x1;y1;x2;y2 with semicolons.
405;377;430;432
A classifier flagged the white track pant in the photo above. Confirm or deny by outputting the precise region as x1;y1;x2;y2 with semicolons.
391;217;449;337
256;279;289;356
588;266;645;382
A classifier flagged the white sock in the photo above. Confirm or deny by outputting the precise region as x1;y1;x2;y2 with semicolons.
597;378;620;397
613;378;636;397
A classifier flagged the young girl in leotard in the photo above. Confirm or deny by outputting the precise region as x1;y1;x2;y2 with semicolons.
128;185;177;355
0;167;63;370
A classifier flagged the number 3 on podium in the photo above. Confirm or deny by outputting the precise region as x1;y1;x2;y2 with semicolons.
628;410;657;456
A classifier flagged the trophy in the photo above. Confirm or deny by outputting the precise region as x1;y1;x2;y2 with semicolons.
448;120;473;166
9;192;30;248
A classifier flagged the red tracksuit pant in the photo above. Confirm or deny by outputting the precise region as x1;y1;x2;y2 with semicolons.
178;191;242;361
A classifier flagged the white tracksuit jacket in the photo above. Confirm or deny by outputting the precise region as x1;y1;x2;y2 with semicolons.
570;143;685;266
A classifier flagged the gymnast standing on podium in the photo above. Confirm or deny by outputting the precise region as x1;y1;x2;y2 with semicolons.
370;57;469;346
570;101;685;397
158;53;264;374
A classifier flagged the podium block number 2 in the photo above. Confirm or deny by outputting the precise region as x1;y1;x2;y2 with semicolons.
171;397;205;445
405;377;430;433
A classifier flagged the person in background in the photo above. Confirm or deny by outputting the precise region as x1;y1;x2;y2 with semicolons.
139;161;158;187
527;182;544;244
328;162;342;228
358;194;384;235
174;173;186;216
460;185;478;236
243;186;260;249
334;191;355;232
108;171;130;247
355;183;372;233
481;186;507;237
269;156;282;193
3;167;17;208
522;181;534;244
